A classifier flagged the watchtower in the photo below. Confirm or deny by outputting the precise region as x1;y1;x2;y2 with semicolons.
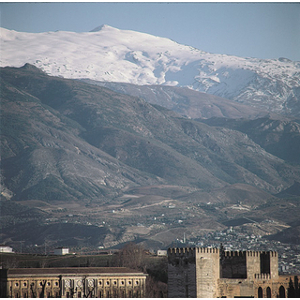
168;247;220;298
246;250;278;280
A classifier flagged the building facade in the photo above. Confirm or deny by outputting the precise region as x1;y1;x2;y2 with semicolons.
168;247;299;298
0;267;147;298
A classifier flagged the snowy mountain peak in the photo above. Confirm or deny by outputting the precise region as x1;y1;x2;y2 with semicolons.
90;24;116;32
1;26;300;116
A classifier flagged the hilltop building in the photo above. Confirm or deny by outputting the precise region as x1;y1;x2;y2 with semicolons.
168;246;299;298
53;247;69;255
0;267;147;298
156;250;168;257
0;245;14;253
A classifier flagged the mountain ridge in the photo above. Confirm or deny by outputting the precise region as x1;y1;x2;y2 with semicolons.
1;25;299;117
85;80;269;120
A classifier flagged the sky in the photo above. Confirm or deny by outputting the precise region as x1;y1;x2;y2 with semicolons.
0;2;299;61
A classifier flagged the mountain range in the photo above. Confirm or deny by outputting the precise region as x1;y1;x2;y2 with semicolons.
1;25;300;250
1;25;300;117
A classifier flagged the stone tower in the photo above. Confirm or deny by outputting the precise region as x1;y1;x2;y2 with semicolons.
168;247;220;298
246;250;278;280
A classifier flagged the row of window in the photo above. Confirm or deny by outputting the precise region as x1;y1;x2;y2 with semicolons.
14;281;59;288
14;278;141;288
98;279;140;286
14;290;139;299
63;278;141;288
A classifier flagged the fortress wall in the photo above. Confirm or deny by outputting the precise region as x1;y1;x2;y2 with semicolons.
168;247;281;298
221;251;247;279
219;278;255;298
168;247;197;298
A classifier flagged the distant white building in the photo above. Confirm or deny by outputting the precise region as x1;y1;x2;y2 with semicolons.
157;250;167;256
53;247;69;255
0;245;13;253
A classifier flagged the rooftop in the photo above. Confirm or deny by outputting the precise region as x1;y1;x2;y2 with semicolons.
1;267;147;277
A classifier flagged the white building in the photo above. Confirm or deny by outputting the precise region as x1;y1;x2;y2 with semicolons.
0;245;13;253
53;247;69;255
157;250;167;256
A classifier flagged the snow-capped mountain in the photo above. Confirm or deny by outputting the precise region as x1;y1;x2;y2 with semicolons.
1;25;299;116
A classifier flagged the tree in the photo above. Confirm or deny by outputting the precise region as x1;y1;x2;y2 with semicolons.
288;276;300;298
146;276;168;298
112;243;168;297
113;243;145;270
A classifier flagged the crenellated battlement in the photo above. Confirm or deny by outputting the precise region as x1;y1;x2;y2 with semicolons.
196;247;219;254
246;250;277;257
168;247;196;257
168;247;219;257
224;250;246;257
168;248;277;258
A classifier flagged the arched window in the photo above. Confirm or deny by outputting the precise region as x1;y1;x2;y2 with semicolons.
266;287;271;298
258;287;263;298
279;286;286;298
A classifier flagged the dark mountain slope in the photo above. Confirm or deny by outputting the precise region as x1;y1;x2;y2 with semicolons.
1;70;163;201
1;64;300;204
200;117;300;164
84;80;267;120
276;181;300;198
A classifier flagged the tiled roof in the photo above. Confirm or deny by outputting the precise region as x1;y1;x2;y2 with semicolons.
2;267;146;277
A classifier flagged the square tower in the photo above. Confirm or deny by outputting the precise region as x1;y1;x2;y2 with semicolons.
168;247;220;298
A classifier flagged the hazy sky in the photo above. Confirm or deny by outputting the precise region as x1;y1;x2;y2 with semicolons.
0;2;299;61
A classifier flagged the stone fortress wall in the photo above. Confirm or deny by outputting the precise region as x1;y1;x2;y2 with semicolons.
168;247;297;298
